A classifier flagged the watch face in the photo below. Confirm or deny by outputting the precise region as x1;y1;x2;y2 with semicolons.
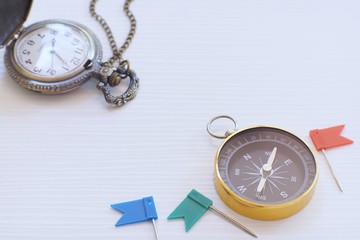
216;127;317;205
14;22;94;82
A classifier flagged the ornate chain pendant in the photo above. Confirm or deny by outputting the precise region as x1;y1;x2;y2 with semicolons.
97;61;139;106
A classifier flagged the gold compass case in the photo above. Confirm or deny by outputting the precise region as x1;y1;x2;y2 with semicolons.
214;126;319;220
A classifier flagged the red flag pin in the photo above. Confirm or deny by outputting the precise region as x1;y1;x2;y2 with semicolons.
310;125;353;192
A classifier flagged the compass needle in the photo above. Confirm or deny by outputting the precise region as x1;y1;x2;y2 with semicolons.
255;147;277;196
256;177;267;196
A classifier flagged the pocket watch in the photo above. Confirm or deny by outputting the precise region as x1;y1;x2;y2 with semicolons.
0;0;139;107
207;116;319;220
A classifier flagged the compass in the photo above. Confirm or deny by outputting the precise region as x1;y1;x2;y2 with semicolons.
207;116;319;220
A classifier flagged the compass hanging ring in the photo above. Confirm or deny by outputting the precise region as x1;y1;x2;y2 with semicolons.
207;115;239;139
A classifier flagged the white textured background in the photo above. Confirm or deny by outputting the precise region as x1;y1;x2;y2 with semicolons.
0;0;359;239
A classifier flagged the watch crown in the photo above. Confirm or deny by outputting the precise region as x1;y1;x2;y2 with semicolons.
108;72;122;87
99;66;114;84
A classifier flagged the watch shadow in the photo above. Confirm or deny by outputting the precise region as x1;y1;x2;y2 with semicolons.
0;71;98;115
0;49;137;113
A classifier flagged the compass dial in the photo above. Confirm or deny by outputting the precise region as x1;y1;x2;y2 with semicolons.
214;126;318;220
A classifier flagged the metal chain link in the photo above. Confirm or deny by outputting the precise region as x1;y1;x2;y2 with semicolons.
90;0;137;65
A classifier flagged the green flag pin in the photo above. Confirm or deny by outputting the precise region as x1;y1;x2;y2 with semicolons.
168;189;257;238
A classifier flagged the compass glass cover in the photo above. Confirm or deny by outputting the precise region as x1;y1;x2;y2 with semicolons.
217;127;317;204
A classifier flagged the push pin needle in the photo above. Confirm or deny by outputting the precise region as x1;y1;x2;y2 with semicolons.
209;206;258;238
322;149;343;192
152;219;160;240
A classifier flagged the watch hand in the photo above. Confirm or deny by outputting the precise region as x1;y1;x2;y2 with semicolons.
53;51;67;65
51;50;54;70
51;38;56;49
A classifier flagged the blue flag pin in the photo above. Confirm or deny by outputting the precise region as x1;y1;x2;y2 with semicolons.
111;196;160;239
